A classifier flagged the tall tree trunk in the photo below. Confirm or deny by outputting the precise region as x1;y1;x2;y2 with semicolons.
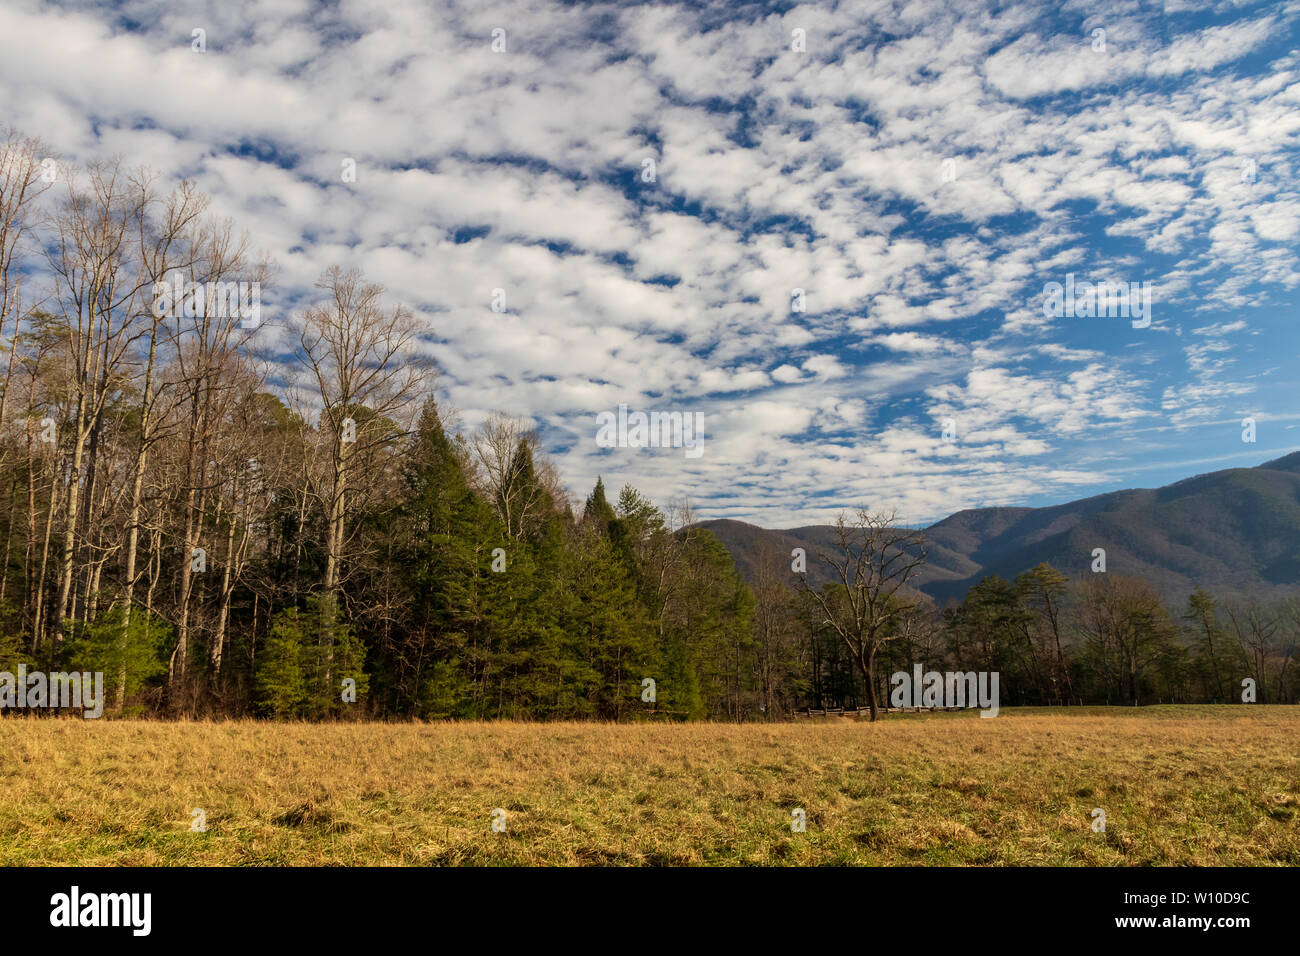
863;648;879;721
55;396;89;638
0;472;16;603
324;440;346;595
145;527;160;623
120;319;159;708
23;420;38;634
32;461;58;654
213;512;237;678
86;559;104;621
172;485;198;685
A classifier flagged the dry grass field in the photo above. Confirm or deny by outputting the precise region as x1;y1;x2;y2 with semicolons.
0;706;1296;866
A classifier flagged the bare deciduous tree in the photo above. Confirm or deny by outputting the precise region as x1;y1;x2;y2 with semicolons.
468;413;561;540
1077;574;1177;706
46;161;160;641
161;212;270;688
1224;598;1280;704
295;266;430;596
797;509;927;720
0;128;52;442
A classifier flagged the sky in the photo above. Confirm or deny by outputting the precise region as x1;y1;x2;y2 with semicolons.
2;0;1298;527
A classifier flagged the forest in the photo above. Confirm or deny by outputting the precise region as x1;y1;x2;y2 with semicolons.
1;128;1296;720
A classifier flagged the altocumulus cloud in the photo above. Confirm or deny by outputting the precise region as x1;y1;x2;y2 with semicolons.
2;0;1297;526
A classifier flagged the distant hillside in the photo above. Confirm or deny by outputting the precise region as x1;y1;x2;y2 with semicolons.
698;451;1300;606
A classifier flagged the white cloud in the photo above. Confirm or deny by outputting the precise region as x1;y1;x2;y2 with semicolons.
2;0;1295;524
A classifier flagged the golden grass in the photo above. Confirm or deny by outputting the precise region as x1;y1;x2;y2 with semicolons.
1;706;1296;865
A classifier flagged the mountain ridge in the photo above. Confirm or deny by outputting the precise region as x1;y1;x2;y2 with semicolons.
697;450;1300;605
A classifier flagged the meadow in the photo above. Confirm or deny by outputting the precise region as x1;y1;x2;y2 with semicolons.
1;706;1295;866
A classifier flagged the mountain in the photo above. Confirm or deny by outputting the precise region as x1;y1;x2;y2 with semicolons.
698;451;1300;606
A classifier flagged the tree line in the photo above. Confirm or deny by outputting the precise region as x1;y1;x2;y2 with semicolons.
0;128;1295;720
0;129;760;719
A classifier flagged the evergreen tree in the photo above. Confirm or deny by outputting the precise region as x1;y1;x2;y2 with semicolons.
396;400;499;716
583;476;617;530
256;597;368;718
68;606;169;713
256;607;309;718
305;595;369;718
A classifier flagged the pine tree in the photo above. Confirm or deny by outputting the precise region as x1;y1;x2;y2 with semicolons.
68;606;169;713
398;399;493;717
305;595;369;718
256;607;308;718
561;523;656;718
583;477;617;531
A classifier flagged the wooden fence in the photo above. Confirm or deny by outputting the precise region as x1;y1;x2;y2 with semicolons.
794;705;965;717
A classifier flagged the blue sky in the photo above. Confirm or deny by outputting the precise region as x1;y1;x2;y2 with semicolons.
3;0;1298;526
